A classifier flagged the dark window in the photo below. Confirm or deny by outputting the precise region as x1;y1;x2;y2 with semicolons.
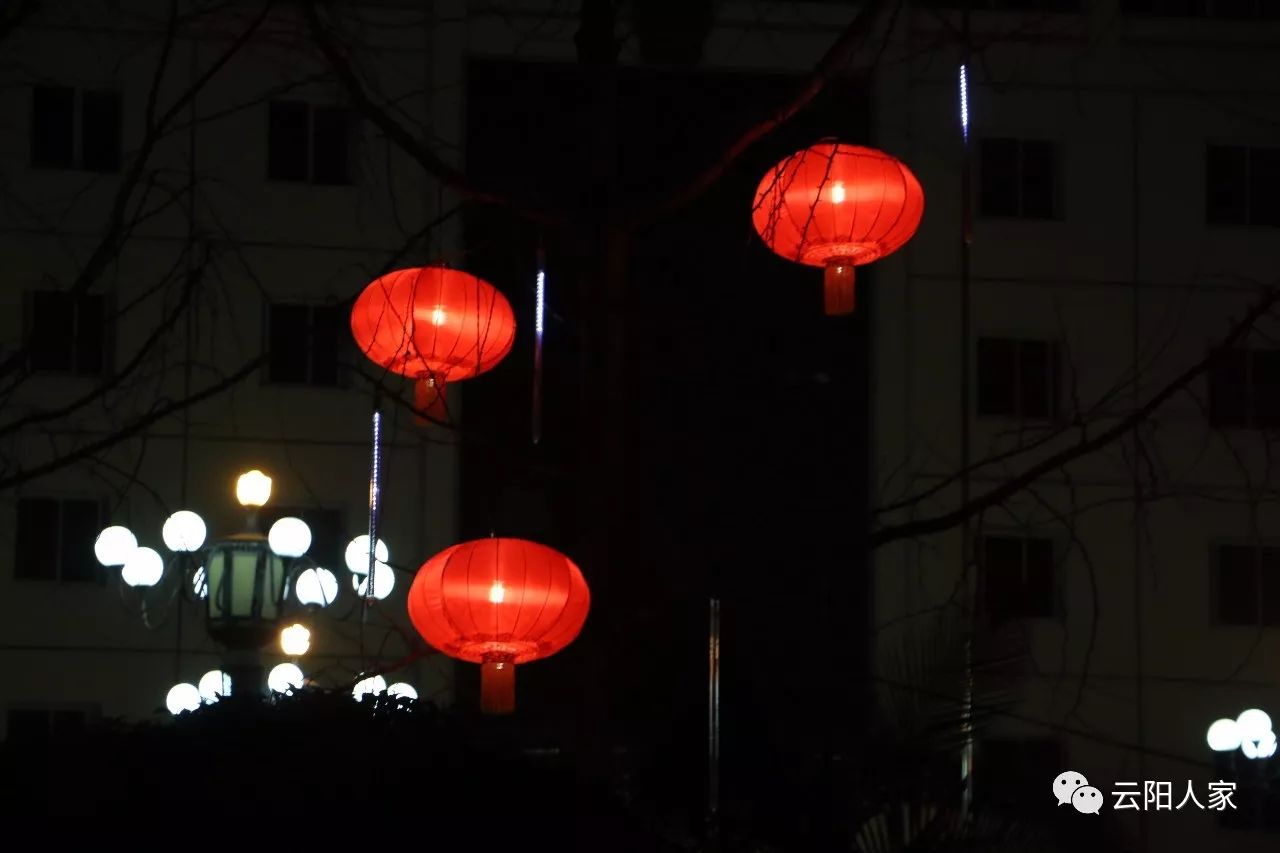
26;290;107;375
982;535;1056;623
261;506;345;571
979;138;1059;219
978;738;1062;809
80;90;123;173
30;86;74;168
1122;0;1280;19
14;498;103;582
977;338;1059;419
268;100;354;184
267;303;341;386
1207;145;1280;227
1214;544;1280;626
1208;347;1280;429
29;86;121;172
5;708;87;744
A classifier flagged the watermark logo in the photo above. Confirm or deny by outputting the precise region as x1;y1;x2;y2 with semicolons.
1054;773;1238;813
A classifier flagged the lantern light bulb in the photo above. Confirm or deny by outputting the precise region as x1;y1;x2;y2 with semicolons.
121;546;165;588
345;535;390;575
95;525;137;567
267;662;304;695
294;567;339;607
267;517;311;558
535;270;545;336
1237;708;1273;742
353;674;387;702
831;182;846;204
280;623;312;656
162;510;207;553
387;682;418;701
236;469;272;507
430;306;446;326
959;64;970;139
353;568;395;600
489;581;505;604
1243;729;1278;760
1207;718;1242;752
166;683;201;715
192;566;208;600
198;670;232;703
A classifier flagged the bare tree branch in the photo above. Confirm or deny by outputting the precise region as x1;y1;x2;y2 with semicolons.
0;355;267;492
628;0;901;229
870;287;1280;549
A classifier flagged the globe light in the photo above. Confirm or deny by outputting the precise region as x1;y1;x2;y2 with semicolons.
1237;708;1272;742
162;510;207;552
1206;718;1242;752
1243;729;1278;760
166;682;201;715
345;535;389;575
294;567;339;607
121;546;164;588
94;525;137;567
353;567;395;600
236;469;272;507
268;662;304;694
387;682;418;701
198;669;232;702
268;517;311;558
192;566;208;600
280;623;312;656
352;674;387;702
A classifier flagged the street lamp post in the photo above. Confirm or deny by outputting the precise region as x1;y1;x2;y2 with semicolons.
95;467;416;711
1207;708;1278;830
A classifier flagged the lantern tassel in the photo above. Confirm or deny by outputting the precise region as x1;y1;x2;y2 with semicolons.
414;376;448;425
823;259;856;316
480;657;516;715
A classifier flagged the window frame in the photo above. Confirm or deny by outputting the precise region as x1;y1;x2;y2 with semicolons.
1206;345;1280;429
24;289;112;377
979;531;1062;624
1209;540;1280;627
266;99;356;186
977;137;1062;221
28;85;122;173
263;301;348;388
13;496;107;584
975;335;1063;423
1205;143;1280;228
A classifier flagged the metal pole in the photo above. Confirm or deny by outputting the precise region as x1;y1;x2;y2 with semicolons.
707;596;721;845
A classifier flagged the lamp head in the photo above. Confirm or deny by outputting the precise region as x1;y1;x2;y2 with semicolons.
236;470;272;508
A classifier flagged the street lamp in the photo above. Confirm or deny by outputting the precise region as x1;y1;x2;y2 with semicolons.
1207;707;1278;831
95;468;413;713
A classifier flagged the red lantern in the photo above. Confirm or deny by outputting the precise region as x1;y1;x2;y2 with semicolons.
407;537;590;715
349;266;516;420
752;142;924;315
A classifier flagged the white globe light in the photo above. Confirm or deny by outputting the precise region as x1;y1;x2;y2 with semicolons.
198;670;232;702
352;674;387;702
268;662;305;694
1207;718;1242;752
280;623;312;656
352;567;395;600
162;510;207;552
1243;729;1278;760
268;517;311;558
345;535;389;575
192;566;208;600
121;546;164;588
1237;708;1272;742
387;682;418;701
94;525;137;567
294;567;339;607
166;683;201;715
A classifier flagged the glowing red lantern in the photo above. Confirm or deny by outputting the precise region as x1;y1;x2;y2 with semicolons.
752;142;924;315
407;537;590;715
349;266;516;420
